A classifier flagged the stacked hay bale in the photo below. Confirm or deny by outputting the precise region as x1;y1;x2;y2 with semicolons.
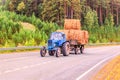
57;19;89;45
64;19;81;30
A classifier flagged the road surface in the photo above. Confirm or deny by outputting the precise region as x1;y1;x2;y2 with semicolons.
0;46;120;80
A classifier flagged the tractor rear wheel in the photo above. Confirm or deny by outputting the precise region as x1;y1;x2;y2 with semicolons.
62;42;70;56
40;47;47;57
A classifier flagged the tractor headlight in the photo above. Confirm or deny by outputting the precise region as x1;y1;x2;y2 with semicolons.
53;43;56;47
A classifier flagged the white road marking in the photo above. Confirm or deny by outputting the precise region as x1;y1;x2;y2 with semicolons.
76;52;120;80
1;57;29;62
0;59;63;75
3;68;21;74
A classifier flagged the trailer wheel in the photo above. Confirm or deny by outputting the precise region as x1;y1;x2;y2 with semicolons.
62;42;70;56
40;47;47;57
75;48;79;54
80;45;84;54
49;51;54;56
56;48;61;57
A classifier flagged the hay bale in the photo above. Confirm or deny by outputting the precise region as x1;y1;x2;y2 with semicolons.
64;19;81;30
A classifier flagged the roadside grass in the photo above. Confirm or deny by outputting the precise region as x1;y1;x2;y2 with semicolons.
92;55;120;80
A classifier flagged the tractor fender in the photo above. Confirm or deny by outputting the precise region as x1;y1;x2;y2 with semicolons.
62;41;70;46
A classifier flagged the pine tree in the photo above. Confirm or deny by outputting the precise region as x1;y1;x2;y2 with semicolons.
84;8;95;28
70;0;81;19
41;0;64;24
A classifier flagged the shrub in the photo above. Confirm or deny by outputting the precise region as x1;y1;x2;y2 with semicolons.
12;32;23;47
0;10;59;47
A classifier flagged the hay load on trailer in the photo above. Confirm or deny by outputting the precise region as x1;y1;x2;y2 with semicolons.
56;19;89;54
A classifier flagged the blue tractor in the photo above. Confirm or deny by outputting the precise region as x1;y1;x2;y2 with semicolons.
40;32;85;57
40;32;70;57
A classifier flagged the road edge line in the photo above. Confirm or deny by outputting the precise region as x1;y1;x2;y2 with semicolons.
76;52;120;80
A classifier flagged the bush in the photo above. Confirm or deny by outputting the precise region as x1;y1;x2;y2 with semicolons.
12;32;23;47
33;30;42;45
0;10;59;47
83;25;120;43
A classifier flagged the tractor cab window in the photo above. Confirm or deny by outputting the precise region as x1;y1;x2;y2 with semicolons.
50;33;63;40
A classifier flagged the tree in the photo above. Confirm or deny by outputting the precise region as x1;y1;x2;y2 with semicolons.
84;9;95;28
8;0;42;16
105;13;114;27
40;0;64;24
17;1;25;13
70;0;81;19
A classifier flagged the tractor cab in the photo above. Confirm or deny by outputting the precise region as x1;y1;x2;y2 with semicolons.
47;32;66;50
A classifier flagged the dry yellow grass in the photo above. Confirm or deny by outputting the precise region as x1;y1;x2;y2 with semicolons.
21;22;36;31
92;55;120;80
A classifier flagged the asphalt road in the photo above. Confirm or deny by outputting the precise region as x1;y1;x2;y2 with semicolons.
0;46;120;80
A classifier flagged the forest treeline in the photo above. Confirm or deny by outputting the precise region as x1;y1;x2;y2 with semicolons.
0;0;120;48
1;0;120;26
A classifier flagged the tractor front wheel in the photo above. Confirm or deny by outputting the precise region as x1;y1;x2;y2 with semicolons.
40;47;47;57
49;51;54;56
